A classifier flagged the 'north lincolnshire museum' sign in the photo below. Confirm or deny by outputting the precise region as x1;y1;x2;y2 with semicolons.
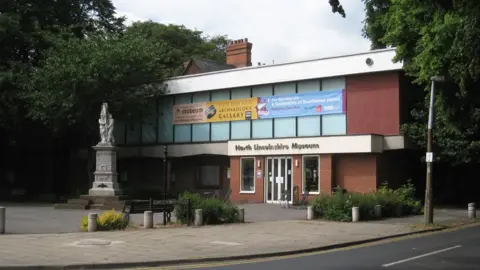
227;135;383;156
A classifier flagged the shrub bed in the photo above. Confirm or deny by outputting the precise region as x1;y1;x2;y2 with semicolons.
311;181;423;222
81;210;129;231
175;191;239;225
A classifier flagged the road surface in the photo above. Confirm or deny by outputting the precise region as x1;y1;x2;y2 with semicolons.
157;224;480;270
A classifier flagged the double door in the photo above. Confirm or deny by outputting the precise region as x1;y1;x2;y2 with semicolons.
265;157;293;203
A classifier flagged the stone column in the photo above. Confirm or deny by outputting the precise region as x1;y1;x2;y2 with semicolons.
88;144;122;196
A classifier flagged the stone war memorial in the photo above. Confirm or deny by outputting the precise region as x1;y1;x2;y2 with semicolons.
55;103;127;210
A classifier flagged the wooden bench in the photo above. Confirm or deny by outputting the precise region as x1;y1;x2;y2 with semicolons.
122;198;177;224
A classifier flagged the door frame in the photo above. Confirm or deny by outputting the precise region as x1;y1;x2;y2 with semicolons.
264;156;293;204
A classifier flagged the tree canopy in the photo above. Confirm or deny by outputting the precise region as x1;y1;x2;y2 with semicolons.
0;1;229;146
330;0;480;165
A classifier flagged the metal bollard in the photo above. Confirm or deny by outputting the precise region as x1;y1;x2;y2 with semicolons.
374;205;382;218
0;207;5;234
352;207;360;222
307;206;314;220
88;213;98;232
468;203;476;219
144;211;153;228
238;208;245;223
195;209;203;226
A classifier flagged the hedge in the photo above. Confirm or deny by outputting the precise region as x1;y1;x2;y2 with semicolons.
311;180;423;222
175;191;239;225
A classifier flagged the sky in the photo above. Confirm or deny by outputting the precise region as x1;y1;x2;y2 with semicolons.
112;0;371;65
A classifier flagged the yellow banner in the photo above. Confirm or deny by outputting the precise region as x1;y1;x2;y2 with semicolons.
173;98;258;125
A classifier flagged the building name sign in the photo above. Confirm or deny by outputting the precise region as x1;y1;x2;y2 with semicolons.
235;143;320;152
227;135;382;156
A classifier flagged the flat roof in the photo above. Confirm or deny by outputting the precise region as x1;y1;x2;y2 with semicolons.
163;48;402;95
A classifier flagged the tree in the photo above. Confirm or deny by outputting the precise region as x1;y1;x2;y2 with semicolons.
0;0;125;143
24;21;231;141
127;21;229;65
329;0;480;166
25;30;174;137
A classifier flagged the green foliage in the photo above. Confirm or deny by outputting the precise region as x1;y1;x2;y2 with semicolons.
80;215;88;231
329;0;480;166
80;210;128;232
0;3;230;150
175;191;239;225
25;29;172;131
175;191;204;224
311;181;422;222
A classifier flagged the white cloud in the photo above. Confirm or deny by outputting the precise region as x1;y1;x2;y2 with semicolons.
112;0;370;64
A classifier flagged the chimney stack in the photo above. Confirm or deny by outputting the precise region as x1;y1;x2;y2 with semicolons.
226;38;252;68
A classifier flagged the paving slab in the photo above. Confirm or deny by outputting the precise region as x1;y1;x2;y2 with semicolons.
0;202;306;234
0;220;426;269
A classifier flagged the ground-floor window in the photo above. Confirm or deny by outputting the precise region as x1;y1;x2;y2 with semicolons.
240;157;255;193
303;156;320;193
196;165;221;188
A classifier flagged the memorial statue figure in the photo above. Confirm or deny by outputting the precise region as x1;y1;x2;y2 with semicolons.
99;102;115;145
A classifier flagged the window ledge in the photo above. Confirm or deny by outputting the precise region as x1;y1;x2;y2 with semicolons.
240;191;255;194
302;192;320;195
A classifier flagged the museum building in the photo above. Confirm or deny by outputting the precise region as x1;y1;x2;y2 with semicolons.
110;38;418;204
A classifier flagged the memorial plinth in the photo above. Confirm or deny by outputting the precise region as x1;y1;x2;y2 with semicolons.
88;143;122;197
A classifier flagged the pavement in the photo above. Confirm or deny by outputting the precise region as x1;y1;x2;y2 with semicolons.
1;203;306;234
152;222;480;270
0;219;439;269
0;203;477;269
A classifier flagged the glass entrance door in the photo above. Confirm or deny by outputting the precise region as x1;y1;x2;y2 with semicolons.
265;157;292;203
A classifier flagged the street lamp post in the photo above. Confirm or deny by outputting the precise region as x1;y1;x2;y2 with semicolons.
163;145;168;226
425;75;445;225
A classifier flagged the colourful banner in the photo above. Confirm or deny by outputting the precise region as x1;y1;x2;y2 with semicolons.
172;89;345;124
173;97;258;125
256;89;345;119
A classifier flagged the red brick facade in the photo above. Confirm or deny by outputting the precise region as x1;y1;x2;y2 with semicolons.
346;72;401;135
229;153;398;203
227;71;406;203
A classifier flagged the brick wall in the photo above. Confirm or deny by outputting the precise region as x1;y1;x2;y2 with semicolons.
334;154;377;193
346;71;401;135
229;156;264;203
230;154;334;203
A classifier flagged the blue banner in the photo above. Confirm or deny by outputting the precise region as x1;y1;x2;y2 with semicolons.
256;89;345;119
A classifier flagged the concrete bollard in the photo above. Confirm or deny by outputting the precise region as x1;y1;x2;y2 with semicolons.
194;209;203;226
144;211;153;229
238;208;245;223
307;206;314;220
88;213;98;232
0;207;5;234
468;203;476;219
374;205;382;218
352;207;360;222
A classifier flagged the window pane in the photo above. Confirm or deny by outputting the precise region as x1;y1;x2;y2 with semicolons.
298;116;321;136
303;156;319;193
231;87;251;139
174;94;192;142
113;120;125;145
197;166;220;187
126;122;141;145
297;80;321;136
240;158;255;192
211;90;230;141
142;100;157;144
322;114;346;135
321;77;346;135
252;85;272;138
297;80;320;93
158;96;173;143
192;92;210;142
274;82;296;138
